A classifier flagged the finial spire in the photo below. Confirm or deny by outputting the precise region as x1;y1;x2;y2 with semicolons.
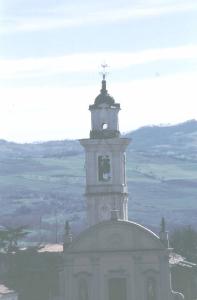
101;63;108;80
161;217;166;232
63;220;72;251
159;217;169;248
65;220;71;235
100;63;109;93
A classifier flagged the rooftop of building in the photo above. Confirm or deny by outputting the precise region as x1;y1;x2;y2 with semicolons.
0;284;16;295
169;252;197;269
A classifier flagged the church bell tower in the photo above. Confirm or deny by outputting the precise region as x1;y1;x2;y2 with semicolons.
80;70;130;226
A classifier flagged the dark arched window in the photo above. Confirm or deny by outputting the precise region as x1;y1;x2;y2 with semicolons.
98;155;111;182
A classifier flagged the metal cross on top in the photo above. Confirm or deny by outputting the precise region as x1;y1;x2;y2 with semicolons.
101;63;109;80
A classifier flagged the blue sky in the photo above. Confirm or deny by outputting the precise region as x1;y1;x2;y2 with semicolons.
0;0;197;142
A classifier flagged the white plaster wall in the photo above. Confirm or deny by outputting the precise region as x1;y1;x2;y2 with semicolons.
80;138;130;225
64;251;174;300
91;107;119;131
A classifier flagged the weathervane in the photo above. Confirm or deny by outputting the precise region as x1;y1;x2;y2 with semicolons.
101;63;109;80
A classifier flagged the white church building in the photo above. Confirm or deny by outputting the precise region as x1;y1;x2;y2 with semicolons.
61;74;184;300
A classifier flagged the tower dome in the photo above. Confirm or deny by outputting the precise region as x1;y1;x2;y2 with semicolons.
89;75;121;139
90;77;120;109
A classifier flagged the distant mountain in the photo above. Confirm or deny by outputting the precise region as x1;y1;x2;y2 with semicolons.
0;139;82;159
0;120;197;241
127;119;197;152
1;119;197;158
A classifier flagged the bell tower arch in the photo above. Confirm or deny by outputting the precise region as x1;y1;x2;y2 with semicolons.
80;72;130;226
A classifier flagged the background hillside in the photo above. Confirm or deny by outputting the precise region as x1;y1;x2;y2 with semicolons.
0;119;197;242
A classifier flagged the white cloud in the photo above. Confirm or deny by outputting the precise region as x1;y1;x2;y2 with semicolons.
115;72;197;133
0;86;94;142
1;1;197;33
1;45;197;80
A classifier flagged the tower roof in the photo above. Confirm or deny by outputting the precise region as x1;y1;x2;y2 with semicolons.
89;76;120;110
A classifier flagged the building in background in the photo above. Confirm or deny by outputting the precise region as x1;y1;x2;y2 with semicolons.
0;284;18;300
170;253;197;300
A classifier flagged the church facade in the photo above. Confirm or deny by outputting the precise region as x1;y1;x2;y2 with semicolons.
62;75;184;300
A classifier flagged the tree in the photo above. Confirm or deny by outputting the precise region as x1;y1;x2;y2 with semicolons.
0;226;29;253
4;246;61;300
170;225;197;262
0;228;9;250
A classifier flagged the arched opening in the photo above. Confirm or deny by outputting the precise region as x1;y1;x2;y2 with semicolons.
102;123;108;130
98;155;111;182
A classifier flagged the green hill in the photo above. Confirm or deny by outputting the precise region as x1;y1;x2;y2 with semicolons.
0;120;197;241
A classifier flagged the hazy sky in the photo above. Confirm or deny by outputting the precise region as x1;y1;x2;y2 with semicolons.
0;0;197;142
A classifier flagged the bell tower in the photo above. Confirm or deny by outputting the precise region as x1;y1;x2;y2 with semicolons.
80;70;130;226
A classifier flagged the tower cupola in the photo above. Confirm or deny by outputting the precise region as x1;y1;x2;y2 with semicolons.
89;74;120;139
